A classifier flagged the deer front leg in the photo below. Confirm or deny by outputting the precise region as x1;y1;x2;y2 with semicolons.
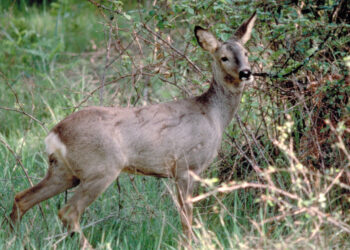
176;174;195;243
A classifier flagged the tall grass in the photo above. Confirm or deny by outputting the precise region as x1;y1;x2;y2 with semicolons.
1;1;349;249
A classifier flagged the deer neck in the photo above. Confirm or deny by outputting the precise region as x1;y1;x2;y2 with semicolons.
196;65;244;132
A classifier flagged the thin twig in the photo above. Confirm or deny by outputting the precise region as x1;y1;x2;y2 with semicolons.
0;106;47;133
253;29;334;79
99;19;113;105
0;136;48;230
143;24;204;76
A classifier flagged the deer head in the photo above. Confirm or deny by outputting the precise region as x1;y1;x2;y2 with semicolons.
195;12;256;94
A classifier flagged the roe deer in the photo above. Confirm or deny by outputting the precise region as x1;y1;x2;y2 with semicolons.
10;12;256;248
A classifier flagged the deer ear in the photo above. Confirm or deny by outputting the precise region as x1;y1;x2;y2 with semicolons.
233;11;257;44
195;26;220;53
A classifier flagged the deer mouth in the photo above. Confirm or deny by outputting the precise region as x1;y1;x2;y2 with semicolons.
224;74;240;86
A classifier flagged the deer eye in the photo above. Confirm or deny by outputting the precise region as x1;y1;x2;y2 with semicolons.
221;57;228;62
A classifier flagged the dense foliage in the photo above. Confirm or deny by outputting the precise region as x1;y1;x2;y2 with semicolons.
1;0;349;249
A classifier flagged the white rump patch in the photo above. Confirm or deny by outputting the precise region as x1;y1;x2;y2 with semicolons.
45;132;67;157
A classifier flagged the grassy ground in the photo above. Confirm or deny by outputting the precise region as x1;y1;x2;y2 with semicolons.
1;1;349;249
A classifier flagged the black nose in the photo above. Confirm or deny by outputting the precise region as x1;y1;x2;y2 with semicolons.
239;70;252;80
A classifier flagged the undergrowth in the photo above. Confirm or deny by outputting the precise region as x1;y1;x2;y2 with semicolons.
1;0;349;249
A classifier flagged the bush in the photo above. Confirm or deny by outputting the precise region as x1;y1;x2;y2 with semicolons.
1;0;349;248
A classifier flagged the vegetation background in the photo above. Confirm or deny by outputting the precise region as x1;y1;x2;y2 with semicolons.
1;0;349;249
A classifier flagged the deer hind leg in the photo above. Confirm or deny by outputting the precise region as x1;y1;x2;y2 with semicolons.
10;154;79;226
176;174;195;243
58;167;121;248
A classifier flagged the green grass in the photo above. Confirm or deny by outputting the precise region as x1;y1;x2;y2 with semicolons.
3;176;181;249
1;1;350;249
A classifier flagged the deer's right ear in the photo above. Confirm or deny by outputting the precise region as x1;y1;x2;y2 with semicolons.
195;26;220;53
